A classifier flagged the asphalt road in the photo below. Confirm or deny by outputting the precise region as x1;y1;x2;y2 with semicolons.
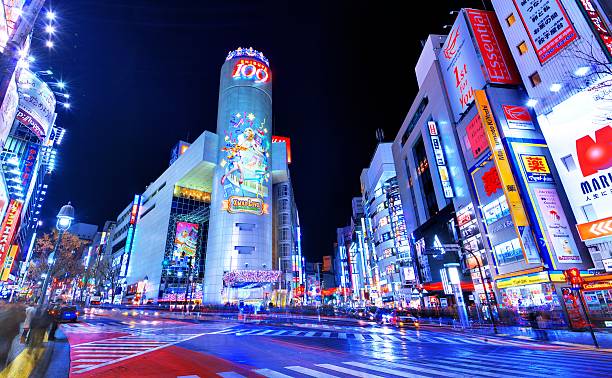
50;309;612;378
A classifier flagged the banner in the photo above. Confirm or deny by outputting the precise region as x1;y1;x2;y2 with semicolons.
0;200;22;270
0;245;18;281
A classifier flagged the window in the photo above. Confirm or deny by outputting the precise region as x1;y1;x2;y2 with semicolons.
236;223;255;231
529;72;542;87
280;227;290;241
517;41;528;55
581;204;597;222
401;97;429;146
506;14;516;26
560;155;577;172
235;246;254;254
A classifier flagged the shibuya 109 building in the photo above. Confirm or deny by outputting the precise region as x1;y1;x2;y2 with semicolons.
105;48;303;305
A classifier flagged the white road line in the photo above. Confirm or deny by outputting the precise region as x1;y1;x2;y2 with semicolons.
73;359;115;363
83;343;164;347
384;335;403;342
316;364;384;378
217;372;246;378
342;362;427;377
304;331;316;337
352;333;365;341
255;330;275;335
290;331;301;336
338;333;347;339
378;361;469;377
73;347;153;350
72;364;96;369
286;366;339;377
400;335;419;342
236;330;259;335
321;332;331;338
270;330;288;336
368;334;383;341
252;368;294;378
436;357;547;376
429;336;457;344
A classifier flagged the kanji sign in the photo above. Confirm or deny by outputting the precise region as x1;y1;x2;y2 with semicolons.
520;154;554;183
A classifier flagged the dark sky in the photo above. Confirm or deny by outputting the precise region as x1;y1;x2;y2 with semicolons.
40;0;489;261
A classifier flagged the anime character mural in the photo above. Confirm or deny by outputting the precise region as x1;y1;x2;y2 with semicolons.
220;112;270;199
173;222;199;259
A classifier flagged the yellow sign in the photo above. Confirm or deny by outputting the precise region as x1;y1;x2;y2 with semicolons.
475;90;528;227
521;155;551;174
496;271;550;289
0;245;18;281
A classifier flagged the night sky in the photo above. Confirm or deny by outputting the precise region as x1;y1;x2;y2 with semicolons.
40;0;489;261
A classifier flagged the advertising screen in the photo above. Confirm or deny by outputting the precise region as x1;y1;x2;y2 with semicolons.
439;12;487;122
173;222;199;259
16;69;56;142
220;112;270;215
536;81;612;239
512;0;578;64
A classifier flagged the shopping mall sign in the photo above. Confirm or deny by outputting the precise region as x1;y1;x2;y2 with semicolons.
223;196;267;215
232;58;270;84
495;271;549;289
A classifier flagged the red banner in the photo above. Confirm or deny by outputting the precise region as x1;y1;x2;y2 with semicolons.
0;200;23;270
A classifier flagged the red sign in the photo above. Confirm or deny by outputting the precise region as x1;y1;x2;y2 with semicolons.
466;115;488;158
502;105;535;130
272;136;292;163
232;59;270;83
577;0;612;58
577;215;612;241
482;166;503;197
575;125;612;177
0;200;23;270
466;9;520;85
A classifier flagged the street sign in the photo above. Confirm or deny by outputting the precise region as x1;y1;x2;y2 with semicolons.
577;216;612;241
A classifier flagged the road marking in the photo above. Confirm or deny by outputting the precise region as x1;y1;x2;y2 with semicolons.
337;333;347;339
368;334;383;341
73;359;115;363
436;357;547;376
236;330;259;336
316;364;384;378
401;335;419;342
352;333;365;341
270;330;288;336
342;362;426;377
304;331;316;337
252;368;294;378
321;332;331;338
286;366;339;377
384;335;403;342
254;330;275;335
290;331;301;336
217;372;246;378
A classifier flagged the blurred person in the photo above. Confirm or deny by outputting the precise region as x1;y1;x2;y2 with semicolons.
0;304;25;367
27;308;52;348
21;303;37;344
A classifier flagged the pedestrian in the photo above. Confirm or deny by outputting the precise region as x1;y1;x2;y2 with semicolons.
0;304;25;367
21;303;37;344
536;311;549;341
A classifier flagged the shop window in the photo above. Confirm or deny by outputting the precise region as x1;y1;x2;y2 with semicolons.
581;204;597;222
529;72;542;87
517;41;528;55
560;154;577;172
493;238;524;265
506;13;516;26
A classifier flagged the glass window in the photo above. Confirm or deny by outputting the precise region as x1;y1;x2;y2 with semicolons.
517;41;528;55
506;14;516;26
493;238;524;265
529;72;542;87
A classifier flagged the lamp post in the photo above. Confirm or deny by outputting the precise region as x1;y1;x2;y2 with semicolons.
38;202;74;306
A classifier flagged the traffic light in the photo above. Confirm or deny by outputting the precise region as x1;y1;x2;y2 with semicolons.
564;268;583;288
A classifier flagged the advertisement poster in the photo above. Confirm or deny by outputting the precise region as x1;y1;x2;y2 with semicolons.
173;222;199;259
16;69;56;141
534;188;582;263
439;12;487;122
512;0;578;63
220;112;270;215
503;105;535;131
465;115;488;159
465;9;520;85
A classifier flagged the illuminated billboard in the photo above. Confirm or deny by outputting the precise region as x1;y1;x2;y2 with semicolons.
232;58;270;84
220;112;270;215
511;0;578;64
536;81;612;241
0;200;22;270
16;69;56;142
0;74;18;144
173;222;199;259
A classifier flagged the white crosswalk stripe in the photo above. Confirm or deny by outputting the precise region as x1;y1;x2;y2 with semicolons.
316;363;384;378
286;365;340;377
342;361;427;377
253;368;294;378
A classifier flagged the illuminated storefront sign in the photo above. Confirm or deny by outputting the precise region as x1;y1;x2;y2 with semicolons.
220;112;270;215
577;215;612;241
465;9;520;85
466;115;488;159
536;81;612;236
272;136;292;163
503;105;535;131
16;69;56;141
0;200;22;270
122;195;141;277
576;0;612;59
0;245;18;281
520;154;554;183
223;196;266;215
495;271;549;289
511;0;578;64
20;144;39;191
232;58;270;83
427;121;453;198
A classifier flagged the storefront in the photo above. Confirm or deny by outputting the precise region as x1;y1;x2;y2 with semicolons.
581;274;612;328
496;271;561;309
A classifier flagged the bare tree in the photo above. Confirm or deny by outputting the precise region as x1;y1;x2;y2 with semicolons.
565;36;612;95
95;257;121;304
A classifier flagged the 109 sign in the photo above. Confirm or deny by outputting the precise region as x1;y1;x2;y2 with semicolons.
232;58;270;83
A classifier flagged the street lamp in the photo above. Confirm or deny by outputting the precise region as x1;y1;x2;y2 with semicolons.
38;202;74;306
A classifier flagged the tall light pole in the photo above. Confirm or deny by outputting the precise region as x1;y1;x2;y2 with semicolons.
38;202;74;306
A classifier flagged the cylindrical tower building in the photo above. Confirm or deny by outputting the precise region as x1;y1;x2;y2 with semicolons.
204;48;273;304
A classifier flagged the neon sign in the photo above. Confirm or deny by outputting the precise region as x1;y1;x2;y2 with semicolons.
0;200;23;270
232;59;270;84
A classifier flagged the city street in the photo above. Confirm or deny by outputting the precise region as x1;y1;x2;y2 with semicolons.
49;309;612;377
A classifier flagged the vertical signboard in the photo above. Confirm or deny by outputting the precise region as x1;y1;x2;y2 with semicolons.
427;121;454;198
465;9;520;85
20;144;39;193
122;195;141;277
439;12;487;122
576;0;612;59
511;0;579;64
0;200;22;270
0;245;18;281
474;90;541;265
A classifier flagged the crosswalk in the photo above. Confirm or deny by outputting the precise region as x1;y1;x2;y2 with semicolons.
179;353;612;377
68;333;205;375
208;326;543;347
